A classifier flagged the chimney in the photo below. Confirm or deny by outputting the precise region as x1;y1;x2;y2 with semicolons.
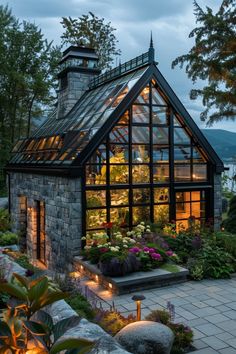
57;46;101;118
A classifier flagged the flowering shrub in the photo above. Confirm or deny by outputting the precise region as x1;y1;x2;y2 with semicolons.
81;223;175;275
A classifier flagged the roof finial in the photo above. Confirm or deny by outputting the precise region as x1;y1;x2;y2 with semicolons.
150;31;153;49
148;31;155;63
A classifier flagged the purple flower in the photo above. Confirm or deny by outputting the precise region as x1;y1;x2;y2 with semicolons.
166;250;173;257
151;253;162;260
129;247;140;253
148;248;156;253
143;247;150;252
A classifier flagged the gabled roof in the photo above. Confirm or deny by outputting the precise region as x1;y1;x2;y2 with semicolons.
7;47;224;174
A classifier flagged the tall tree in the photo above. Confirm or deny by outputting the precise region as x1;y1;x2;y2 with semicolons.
0;6;61;194
172;0;236;126
61;12;121;70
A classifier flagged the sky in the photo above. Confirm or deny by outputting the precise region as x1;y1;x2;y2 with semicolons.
2;0;236;132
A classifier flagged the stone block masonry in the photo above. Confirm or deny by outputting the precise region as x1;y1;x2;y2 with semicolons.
214;173;222;231
9;172;82;270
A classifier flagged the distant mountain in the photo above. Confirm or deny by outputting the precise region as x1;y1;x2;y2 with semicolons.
201;129;236;161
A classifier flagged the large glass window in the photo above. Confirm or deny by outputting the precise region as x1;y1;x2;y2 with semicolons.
84;78;211;234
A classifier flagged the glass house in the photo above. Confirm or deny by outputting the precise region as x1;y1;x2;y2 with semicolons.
7;42;224;269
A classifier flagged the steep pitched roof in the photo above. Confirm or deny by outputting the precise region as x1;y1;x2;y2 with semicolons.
7;49;224;174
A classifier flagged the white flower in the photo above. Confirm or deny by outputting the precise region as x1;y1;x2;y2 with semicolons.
81;236;86;240
84;245;91;250
127;231;132;236
123;244;128;248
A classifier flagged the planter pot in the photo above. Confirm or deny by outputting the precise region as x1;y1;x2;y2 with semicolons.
99;253;140;277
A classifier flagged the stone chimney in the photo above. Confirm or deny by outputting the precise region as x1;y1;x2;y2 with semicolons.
57;46;101;118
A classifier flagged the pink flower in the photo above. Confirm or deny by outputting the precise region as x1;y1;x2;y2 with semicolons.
166;250;173;257
129;247;140;253
151;253;162;260
143;247;150;252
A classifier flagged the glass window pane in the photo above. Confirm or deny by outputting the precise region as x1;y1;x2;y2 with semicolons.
133;206;150;224
132;105;149;124
132;126;149;143
174;128;190;145
132;165;150;183
192;147;206;162
193;164;207;181
133;188;150;204
86;190;106;207
110;126;129;144
153;127;169;144
153;165;169;182
86;165;106;185
174;146;191;162
110;207;129;226
153;146;169;163
154;188;169;203
152;86;167;105
132;145;150;163
176;192;191;203
87;144;106;164
118;111;129;125
109;144;129;163
191;191;201;201
174;164;191;181
154;205;169;225
152;106;168;125
86;208;107;229
110;165;129;184
110;189;129;205
135;86;150;104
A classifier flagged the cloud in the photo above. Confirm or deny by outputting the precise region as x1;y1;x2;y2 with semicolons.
2;0;233;131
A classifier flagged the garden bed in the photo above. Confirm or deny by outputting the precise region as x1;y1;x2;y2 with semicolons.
74;256;189;295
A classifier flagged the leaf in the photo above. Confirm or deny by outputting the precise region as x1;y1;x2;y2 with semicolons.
0;283;27;301
31;291;67;314
50;338;93;354
13;273;29;289
36;310;54;332
28;277;48;302
53;316;81;342
29;275;48;288
0;321;12;338
23;321;47;336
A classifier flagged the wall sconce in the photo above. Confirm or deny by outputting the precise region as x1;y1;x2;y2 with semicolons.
132;294;146;321
95;275;99;282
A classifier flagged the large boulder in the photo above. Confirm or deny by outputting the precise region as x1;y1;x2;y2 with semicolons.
115;321;174;354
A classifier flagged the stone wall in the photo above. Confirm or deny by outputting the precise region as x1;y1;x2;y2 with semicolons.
57;71;94;118
213;173;222;230
9;172;82;270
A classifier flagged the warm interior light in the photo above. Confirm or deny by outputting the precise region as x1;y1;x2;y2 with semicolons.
108;282;113;289
95;275;99;282
80;265;84;271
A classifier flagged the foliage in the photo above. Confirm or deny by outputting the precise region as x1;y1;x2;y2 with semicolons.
82;224;175;275
172;0;236;126
199;243;234;278
66;294;95;321
145;309;170;324
222;198;229;214
0;208;11;232
223;195;236;233
61;12;121;70
0;272;94;353
0;5;61;193
0;231;18;246
187;258;205;280
215;231;236;259
94;308;135;336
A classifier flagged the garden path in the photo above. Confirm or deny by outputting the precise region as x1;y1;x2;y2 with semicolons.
83;276;236;353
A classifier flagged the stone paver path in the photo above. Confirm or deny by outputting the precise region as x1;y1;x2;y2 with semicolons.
84;276;236;353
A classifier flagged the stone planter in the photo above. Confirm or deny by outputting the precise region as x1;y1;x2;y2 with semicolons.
99;253;140;277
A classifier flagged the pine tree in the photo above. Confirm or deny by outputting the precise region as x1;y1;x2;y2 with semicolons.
61;12;121;70
172;0;236;126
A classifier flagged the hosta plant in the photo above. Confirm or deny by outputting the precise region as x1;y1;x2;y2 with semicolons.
0;273;94;353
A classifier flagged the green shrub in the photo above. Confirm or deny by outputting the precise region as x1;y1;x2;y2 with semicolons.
224;196;236;233
14;254;34;271
187;258;205;280
199;244;234;278
66;294;95;320
94;309;135;335
145;309;170;324
0;231;18;246
0;208;10;232
215;231;236;259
